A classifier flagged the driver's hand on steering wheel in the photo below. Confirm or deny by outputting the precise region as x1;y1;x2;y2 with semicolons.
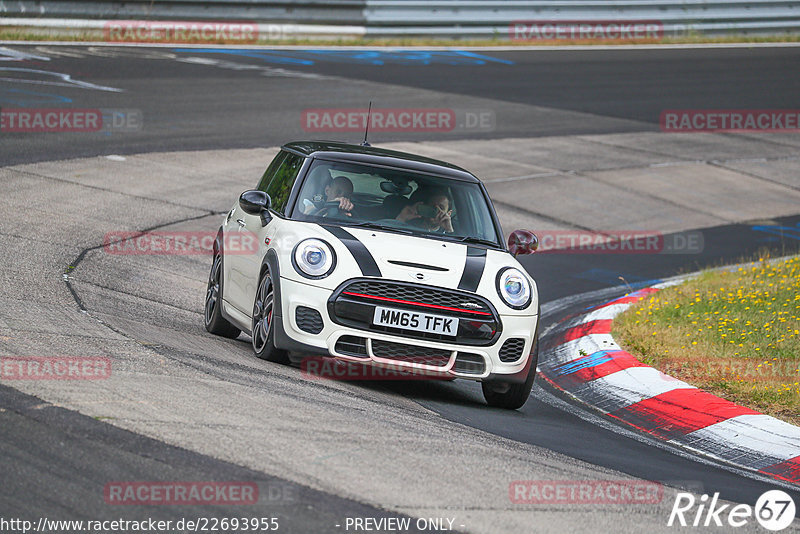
335;197;354;213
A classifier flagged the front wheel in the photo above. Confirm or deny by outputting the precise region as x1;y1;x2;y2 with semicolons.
482;339;538;410
252;269;288;363
204;251;241;339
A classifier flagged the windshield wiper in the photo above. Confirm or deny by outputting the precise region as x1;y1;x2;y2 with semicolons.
449;235;502;248
342;221;416;235
343;222;499;246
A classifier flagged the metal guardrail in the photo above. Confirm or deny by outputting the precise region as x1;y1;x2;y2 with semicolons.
368;0;800;23
365;0;800;37
1;0;799;38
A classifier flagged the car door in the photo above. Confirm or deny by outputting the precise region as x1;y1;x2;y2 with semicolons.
225;151;305;316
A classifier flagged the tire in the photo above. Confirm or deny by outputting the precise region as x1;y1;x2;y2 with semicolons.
251;269;288;364
204;250;241;339
482;338;539;410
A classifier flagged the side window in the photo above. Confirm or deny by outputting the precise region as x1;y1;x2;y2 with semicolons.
256;151;287;192
259;152;305;214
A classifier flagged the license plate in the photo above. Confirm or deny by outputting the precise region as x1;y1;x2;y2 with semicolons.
372;306;458;336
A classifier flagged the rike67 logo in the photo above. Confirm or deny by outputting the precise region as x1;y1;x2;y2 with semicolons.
669;490;796;531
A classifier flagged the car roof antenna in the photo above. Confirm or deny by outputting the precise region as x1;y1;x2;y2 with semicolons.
361;101;372;147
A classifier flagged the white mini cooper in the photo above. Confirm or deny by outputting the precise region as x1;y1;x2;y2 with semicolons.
205;141;540;409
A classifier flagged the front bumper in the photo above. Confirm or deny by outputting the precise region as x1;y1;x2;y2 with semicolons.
275;277;538;381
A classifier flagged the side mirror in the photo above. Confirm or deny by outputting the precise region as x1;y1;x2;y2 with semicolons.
239;190;272;226
239;190;271;214
508;230;538;256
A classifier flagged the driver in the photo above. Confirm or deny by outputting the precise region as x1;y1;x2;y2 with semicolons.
303;175;355;216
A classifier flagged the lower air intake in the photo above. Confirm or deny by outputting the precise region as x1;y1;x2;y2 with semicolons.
498;338;526;363
454;352;486;375
296;306;324;334
371;340;451;367
334;335;368;358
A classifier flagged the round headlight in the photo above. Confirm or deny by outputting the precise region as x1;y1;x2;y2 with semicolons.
293;239;336;278
496;267;531;309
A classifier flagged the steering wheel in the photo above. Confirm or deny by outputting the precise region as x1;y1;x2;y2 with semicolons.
319;200;344;218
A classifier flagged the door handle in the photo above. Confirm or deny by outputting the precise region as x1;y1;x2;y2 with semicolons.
236;218;246;227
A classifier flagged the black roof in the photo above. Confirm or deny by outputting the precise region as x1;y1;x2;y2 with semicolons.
282;140;480;183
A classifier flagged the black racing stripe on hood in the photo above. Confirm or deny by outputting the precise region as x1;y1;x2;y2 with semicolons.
457;246;486;292
321;225;382;277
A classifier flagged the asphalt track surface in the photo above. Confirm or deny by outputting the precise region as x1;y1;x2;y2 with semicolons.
2;45;800;164
2;43;800;532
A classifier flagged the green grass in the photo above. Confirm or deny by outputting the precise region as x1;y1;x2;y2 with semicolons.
613;255;800;426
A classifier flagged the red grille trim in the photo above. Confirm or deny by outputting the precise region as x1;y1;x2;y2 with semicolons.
342;291;492;316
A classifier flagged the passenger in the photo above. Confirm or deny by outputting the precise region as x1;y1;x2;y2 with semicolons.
303;175;354;216
413;187;454;233
383;191;453;233
382;195;419;223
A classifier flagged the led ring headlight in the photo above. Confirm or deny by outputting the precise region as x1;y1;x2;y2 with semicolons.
496;267;531;309
292;239;336;279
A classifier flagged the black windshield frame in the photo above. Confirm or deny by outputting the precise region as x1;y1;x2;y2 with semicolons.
285;156;506;250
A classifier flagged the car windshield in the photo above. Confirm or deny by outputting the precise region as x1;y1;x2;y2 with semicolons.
290;159;501;246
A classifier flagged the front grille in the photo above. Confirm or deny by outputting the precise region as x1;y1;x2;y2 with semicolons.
454;352;486;375
371;340;451;367
329;279;501;346
499;338;526;363
296;306;324;334
334;335;368;358
344;280;492;316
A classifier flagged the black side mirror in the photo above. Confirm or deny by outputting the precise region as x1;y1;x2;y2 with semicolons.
239;190;272;225
508;229;538;256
